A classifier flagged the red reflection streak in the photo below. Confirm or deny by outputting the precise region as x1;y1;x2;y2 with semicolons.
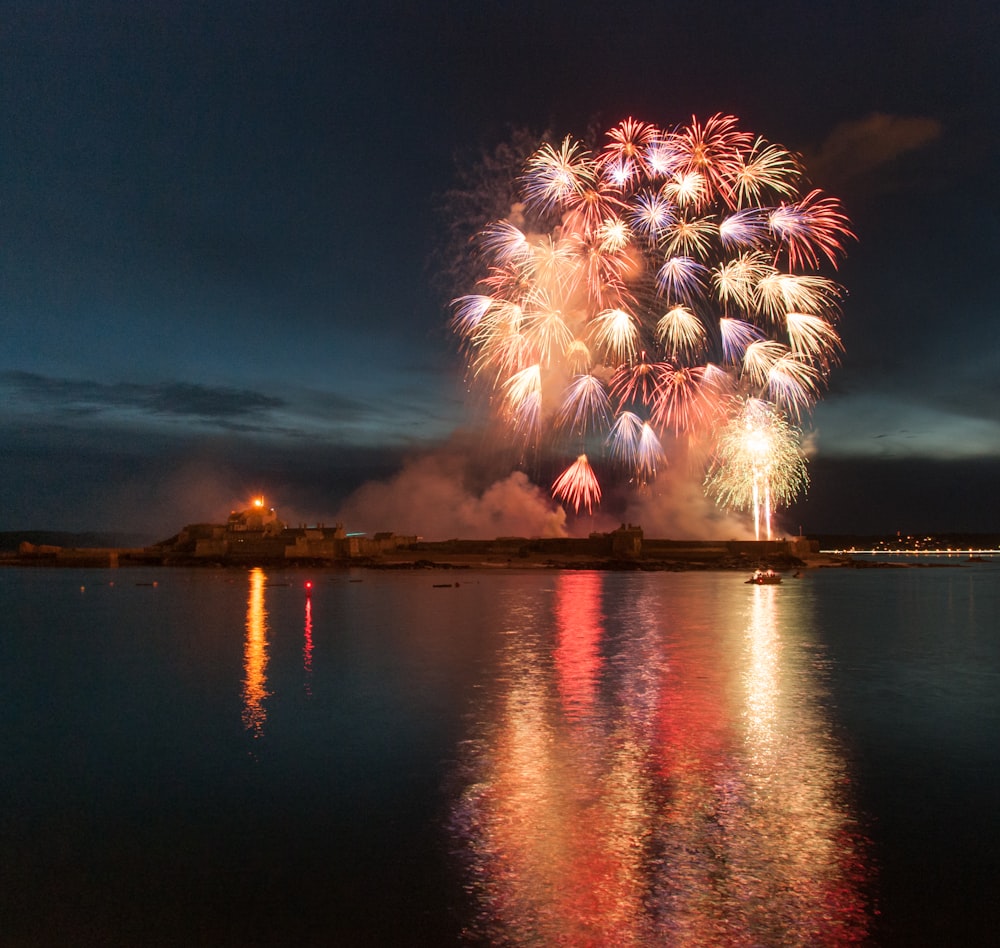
646;597;737;945
303;596;314;696
553;571;604;721
653;618;731;782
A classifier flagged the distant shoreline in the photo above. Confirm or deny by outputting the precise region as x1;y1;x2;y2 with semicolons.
2;527;995;572
2;547;984;573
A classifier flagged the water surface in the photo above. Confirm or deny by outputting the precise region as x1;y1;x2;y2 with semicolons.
2;563;998;945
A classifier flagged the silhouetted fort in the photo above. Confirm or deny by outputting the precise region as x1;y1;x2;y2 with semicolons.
6;499;821;570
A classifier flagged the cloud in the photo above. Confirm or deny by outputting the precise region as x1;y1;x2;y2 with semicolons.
812;394;1000;460
619;468;757;540
1;371;284;420
0;403;420;534
0;370;463;450
330;428;770;542
334;447;567;540
805;112;943;191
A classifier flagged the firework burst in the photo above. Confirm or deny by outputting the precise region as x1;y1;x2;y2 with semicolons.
451;115;852;522
704;398;809;540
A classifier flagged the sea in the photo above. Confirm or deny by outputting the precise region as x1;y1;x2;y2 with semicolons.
2;559;998;946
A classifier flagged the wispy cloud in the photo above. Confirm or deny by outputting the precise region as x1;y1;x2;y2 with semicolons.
0;370;458;448
2;371;285;420
813;393;1000;460
804;112;943;192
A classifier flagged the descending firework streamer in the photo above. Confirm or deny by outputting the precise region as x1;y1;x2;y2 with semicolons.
704;397;809;540
450;115;852;521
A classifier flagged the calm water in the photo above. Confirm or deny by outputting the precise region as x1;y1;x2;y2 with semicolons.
2;562;998;946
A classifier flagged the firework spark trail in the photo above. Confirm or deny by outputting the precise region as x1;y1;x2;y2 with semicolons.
451;115;852;523
551;454;602;513
704;398;810;540
606;412;665;484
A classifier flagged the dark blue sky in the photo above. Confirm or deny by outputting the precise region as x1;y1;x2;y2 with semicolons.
1;1;997;538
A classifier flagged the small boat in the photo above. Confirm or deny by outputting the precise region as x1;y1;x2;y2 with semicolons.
746;569;782;585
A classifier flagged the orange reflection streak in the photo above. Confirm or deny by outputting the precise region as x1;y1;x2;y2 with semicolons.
733;584;871;944
553;571;605;720
241;567;270;736
303;595;314;697
744;584;781;759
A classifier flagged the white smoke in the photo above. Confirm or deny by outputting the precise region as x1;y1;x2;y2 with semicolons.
804;112;942;191
620;467;755;540
334;448;567;540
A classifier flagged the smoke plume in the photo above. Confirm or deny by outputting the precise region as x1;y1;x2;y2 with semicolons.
334;446;567;540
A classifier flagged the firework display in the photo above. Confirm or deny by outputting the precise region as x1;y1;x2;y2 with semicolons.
451;115;852;525
704;397;810;540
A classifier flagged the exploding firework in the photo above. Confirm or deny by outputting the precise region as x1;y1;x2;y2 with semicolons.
704;397;809;540
550;454;602;514
451;115;852;523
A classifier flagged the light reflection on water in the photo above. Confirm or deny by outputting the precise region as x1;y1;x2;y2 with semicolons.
241;567;269;736
6;564;1000;944
454;573;871;946
303;590;314;697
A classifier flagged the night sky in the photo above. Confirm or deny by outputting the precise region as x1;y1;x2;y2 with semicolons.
2;1;997;540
